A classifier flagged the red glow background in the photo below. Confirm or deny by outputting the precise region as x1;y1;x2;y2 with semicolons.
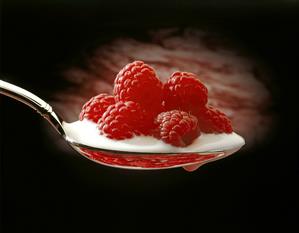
51;28;275;149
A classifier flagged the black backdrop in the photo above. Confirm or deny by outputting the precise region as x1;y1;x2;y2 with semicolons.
1;1;298;233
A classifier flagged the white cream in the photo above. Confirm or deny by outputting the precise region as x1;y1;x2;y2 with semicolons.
63;119;245;153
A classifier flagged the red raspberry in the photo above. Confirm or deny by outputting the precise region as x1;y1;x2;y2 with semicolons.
79;94;115;123
163;71;208;115
114;61;163;114
98;101;150;140
154;110;200;147
197;106;233;133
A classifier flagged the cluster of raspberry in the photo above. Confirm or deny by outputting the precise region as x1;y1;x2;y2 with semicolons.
80;61;232;147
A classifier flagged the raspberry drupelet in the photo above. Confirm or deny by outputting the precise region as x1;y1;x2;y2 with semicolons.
163;71;208;115
114;60;163;115
98;101;150;140
79;93;115;123
154;110;200;147
196;105;233;134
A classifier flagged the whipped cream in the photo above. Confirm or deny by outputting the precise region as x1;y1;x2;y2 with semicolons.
62;119;245;153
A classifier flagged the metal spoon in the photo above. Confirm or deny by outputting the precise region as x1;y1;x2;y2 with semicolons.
0;79;244;170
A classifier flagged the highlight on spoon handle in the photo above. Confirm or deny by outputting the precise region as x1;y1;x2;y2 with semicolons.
0;79;65;136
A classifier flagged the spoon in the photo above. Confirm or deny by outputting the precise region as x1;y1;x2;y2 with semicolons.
0;79;244;170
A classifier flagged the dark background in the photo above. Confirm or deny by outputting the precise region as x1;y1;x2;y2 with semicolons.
1;1;298;233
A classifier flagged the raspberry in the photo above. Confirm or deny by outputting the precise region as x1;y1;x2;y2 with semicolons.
98;101;150;140
79;94;115;123
163;71;208;115
114;61;163;114
154;110;200;147
196;106;233;133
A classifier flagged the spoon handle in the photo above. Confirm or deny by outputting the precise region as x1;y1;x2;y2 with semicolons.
0;79;65;136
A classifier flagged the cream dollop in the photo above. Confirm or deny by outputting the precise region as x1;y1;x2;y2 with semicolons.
63;119;245;153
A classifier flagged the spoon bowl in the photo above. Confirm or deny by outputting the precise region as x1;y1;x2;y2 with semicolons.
68;139;228;170
0;79;244;170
